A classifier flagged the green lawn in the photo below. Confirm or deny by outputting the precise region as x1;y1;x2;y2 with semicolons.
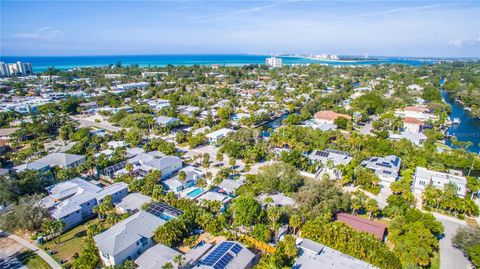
429;252;440;269
42;221;91;265
17;251;52;269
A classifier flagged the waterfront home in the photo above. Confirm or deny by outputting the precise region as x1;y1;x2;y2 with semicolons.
116;193;152;214
394;105;436;121
37;152;86;169
413;167;467;198
206;128;234;144
196;241;255;269
94;210;166;267
361;155;401;185
41;178;128;230
293;238;376;269
134;243;192;269
336;213;387;241
403;117;423;133
314;110;351;125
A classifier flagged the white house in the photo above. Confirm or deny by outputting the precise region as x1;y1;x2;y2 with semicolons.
361;155;401;185
37;153;86;169
307;149;353;179
413;167;467;198
196;241;255;269
41;178;128;230
94;211;166;267
206;128;234;144
403;117;423;133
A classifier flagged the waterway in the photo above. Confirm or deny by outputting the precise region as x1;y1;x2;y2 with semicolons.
442;90;480;153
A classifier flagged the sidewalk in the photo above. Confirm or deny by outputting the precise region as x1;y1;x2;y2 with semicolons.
8;234;62;269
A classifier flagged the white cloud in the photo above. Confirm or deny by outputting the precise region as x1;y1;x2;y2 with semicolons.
13;27;61;40
448;36;480;48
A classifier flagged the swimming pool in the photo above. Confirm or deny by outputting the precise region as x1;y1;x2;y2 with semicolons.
159;213;174;221
186;187;204;198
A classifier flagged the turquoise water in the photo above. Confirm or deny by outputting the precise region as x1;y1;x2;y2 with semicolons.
0;54;432;72
159;213;174;221
186;187;203;198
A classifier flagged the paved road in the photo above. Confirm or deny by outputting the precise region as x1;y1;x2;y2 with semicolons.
8;235;61;269
432;214;472;269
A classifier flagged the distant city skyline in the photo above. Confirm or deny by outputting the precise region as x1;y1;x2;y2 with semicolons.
1;0;479;57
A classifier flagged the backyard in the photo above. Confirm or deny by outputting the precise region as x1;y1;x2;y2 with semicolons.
41;220;92;265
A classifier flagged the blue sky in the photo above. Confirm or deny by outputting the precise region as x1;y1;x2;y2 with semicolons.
1;0;479;57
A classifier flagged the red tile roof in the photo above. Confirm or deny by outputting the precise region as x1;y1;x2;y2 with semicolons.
314;110;352;121
403;117;424;125
336;212;387;240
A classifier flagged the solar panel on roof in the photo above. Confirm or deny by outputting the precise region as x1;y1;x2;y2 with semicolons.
145;202;184;219
231;244;242;254
200;241;240;268
315;151;329;157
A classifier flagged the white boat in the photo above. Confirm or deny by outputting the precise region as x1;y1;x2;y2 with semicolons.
452;118;461;124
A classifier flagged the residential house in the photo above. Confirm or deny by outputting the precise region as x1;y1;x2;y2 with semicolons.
257;193;296;207
336;213;387;241
196;241;255;269
13;161;51;173
196;191;232;209
394;106;436;121
389;131;427;146
37;153;86;169
134;243;192;269
116;193;152;214
293;238;376;269
163;166;204;193
41;178;128;230
206;128;234;144
314;110;351;125
361;155;401;185
413;167;467;198
307;149;353;179
403;117;423;133
155;116;180;127
219;178;244;196
94;210;166;267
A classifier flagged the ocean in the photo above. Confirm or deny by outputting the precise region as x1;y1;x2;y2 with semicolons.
0;54;432;72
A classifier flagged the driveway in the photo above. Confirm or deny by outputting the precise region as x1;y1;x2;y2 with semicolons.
0;237;27;269
8;234;61;269
434;214;472;269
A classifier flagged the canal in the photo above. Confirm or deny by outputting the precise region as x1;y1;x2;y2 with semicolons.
442;90;480;153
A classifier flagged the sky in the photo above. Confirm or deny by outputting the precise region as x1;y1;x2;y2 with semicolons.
1;0;479;57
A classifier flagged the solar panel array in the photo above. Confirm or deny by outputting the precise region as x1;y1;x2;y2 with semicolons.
315;151;330;157
101;161;127;176
200;241;243;269
325;149;349;156
145;202;183;218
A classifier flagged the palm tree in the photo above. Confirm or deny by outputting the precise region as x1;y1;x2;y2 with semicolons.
125;163;134;176
173;255;186;268
365;199;379;219
266;206;281;233
351;197;363;215
162;262;173;269
289;214;301;235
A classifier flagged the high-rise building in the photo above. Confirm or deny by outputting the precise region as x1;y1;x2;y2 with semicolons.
0;62;10;77
1;61;33;76
265;57;283;68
